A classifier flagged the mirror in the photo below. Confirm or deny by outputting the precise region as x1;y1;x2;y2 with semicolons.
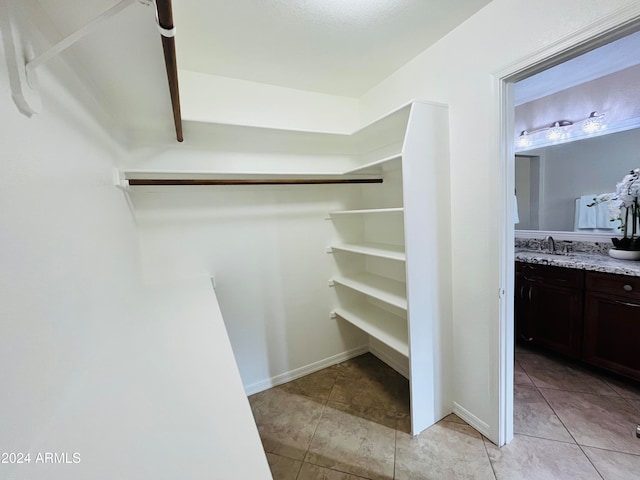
513;29;640;238
515;127;640;233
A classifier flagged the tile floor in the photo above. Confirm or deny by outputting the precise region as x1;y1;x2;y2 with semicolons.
249;349;640;479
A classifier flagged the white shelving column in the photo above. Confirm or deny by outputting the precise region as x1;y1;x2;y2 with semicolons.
402;102;451;434
328;101;451;436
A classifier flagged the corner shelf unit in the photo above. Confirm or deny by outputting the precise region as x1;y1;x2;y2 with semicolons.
326;101;450;436
119;100;450;437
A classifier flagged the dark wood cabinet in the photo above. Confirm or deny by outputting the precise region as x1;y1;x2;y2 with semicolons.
515;262;584;359
583;271;640;381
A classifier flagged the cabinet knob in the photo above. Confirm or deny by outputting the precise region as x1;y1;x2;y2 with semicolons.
624;284;633;292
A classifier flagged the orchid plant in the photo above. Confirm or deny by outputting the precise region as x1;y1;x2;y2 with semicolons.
591;168;640;251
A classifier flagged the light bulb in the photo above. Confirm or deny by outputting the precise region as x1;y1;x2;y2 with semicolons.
546;120;572;141
546;122;564;140
582;111;604;134
516;130;532;148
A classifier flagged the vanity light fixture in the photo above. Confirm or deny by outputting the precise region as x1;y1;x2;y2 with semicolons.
516;112;606;148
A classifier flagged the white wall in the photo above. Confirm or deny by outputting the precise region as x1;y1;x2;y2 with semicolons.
129;182;369;392
515;64;640;140
0;37;269;480
357;0;640;442
122;79;377;394
179;70;360;133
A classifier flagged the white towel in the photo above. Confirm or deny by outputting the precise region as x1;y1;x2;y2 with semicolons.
577;194;596;229
514;195;520;224
595;195;614;229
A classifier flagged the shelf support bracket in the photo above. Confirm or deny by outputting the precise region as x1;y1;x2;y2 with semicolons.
1;0;137;117
24;0;135;89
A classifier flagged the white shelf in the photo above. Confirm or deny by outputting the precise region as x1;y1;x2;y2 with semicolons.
333;304;408;357
332;273;407;310
330;207;403;215
343;153;402;175
330;241;406;261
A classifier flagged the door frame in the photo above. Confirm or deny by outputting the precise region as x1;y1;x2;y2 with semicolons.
494;5;640;446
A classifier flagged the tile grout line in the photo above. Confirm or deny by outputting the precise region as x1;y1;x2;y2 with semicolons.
393;425;398;479
575;443;606;480
517;352;606;475
512;432;579;445
522;355;608;480
294;370;339;480
618;394;640;415
515;358;535;387
531;375;581;447
481;436;499;480
578;444;640;458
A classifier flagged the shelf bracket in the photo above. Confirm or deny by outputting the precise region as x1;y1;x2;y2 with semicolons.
1;0;161;118
326;247;334;254
1;0;139;116
25;0;135;89
1;0;42;116
329;311;337;319
113;169;131;192
328;280;335;287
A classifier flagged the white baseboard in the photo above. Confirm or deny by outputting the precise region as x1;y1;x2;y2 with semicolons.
369;339;409;379
453;401;491;438
244;344;369;396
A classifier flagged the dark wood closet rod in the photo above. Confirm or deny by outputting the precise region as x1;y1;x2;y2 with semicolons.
127;178;384;186
156;0;183;142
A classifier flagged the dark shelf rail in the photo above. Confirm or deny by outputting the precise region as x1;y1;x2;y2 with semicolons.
156;0;183;142
127;178;383;186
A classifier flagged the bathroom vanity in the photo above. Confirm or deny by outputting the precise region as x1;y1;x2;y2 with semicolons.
515;247;640;381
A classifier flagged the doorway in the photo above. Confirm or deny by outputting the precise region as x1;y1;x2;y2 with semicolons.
497;14;640;446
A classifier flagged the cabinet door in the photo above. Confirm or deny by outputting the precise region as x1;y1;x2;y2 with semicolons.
514;271;532;344
528;283;583;358
583;292;640;381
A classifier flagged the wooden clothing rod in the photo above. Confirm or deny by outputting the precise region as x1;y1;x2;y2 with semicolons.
155;0;183;142
127;178;384;186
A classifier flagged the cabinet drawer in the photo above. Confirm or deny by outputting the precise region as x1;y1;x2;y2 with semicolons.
516;262;583;289
586;271;640;301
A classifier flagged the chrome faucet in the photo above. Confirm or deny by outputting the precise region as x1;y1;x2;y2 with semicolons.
543;235;556;254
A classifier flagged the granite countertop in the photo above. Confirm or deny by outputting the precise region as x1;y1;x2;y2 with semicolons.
515;250;640;277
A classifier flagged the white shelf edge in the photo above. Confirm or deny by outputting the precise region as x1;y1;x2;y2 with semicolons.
343;153;403;174
332;273;407;310
333;305;408;357
181;101;416;137
330;242;406;261
330;207;403;215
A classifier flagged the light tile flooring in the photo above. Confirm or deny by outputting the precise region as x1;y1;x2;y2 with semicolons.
249;350;640;479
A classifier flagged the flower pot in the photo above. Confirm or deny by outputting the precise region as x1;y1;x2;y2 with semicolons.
608;248;640;261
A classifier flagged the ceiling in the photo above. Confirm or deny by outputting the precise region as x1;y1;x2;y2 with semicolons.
173;0;491;97
23;0;639;137
24;0;490;135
